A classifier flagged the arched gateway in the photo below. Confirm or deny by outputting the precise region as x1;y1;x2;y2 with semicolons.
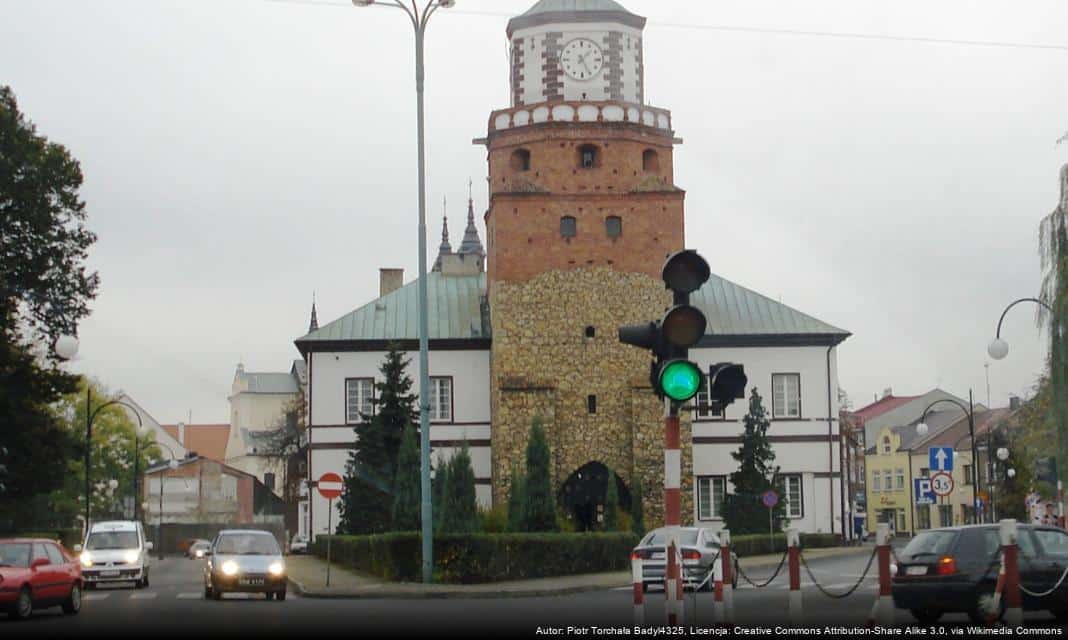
557;462;632;531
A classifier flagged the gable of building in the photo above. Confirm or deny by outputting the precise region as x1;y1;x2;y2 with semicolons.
162;424;231;462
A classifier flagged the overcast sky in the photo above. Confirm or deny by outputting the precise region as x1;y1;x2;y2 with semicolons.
3;0;1066;423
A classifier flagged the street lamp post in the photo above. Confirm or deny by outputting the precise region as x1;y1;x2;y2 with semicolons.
917;391;981;523
987;298;1054;361
150;441;180;560
351;0;455;584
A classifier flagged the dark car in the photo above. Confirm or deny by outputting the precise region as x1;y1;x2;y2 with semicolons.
891;524;1068;623
0;538;82;620
631;527;738;591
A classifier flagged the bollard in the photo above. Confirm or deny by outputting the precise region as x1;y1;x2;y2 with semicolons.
666;538;678;624
986;552;1005;625
712;554;723;625
1001;519;1023;625
787;528;802;625
631;553;644;626
721;529;734;625
874;523;893;625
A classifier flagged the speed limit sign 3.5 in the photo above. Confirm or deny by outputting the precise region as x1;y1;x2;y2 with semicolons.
930;472;954;497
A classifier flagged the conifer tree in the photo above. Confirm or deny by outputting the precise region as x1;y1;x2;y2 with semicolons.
507;465;526;532
722;388;785;534
440;445;480;533
433;459;449;533
522;417;557;531
390;424;421;531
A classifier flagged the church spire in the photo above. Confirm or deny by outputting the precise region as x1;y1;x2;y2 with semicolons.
458;179;485;271
433;196;452;272
308;292;319;333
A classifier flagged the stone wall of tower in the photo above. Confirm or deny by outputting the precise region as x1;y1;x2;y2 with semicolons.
488;268;694;527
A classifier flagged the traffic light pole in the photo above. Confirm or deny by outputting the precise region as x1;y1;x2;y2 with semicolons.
664;399;683;625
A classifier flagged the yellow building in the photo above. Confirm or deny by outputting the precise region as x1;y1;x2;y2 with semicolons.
865;424;917;535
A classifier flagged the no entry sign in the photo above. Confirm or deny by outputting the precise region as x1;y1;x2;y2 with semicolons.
317;472;343;500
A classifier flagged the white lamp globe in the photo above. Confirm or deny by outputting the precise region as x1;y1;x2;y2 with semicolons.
996;447;1009;461
916;422;929;436
987;338;1009;360
55;335;79;360
1007;469;1016;479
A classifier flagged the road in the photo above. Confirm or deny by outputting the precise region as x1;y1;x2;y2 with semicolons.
3;551;1061;637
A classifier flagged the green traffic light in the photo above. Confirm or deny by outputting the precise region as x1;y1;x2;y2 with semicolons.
659;360;703;402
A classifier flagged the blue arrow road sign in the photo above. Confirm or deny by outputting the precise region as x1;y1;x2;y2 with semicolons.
929;447;954;472
914;478;935;505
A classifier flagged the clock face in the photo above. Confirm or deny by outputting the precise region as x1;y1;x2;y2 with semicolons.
560;38;604;81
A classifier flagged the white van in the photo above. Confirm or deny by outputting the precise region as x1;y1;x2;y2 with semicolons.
74;521;153;589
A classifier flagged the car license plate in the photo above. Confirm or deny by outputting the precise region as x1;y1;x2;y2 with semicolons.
101;570;120;577
652;553;664;560
242;578;265;586
906;566;927;576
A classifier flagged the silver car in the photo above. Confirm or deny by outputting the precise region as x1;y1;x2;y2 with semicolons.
631;527;738;591
203;530;287;601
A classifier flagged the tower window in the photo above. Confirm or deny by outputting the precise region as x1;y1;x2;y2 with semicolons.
510;148;531;172
642;149;660;172
578;144;599;169
587;395;597;414
605;216;622;238
585;326;595;338
560;216;577;238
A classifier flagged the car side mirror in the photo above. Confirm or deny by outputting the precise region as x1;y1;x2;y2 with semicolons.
73;544;83;553
146;542;154;551
31;558;49;569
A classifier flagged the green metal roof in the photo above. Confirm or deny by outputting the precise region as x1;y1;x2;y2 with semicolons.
692;272;849;338
297;273;487;344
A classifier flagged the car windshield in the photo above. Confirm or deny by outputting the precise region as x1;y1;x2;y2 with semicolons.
0;543;32;567
644;529;700;546
86;531;139;550
902;531;958;558
215;534;280;555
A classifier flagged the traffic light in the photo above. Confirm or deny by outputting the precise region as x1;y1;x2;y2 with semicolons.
619;250;711;404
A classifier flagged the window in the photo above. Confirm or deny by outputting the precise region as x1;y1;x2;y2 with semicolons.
771;374;801;418
881;436;891;455
605;216;622;238
44;543;64;565
697;476;726;520
938;504;953;527
872;470;881;492
346;378;373;424
221;475;238;501
585;326;595;338
693;387;725;419
642;149;660;172
920;468;929;478
915;506;931;530
883;470;893;493
781;475;803;518
560;216;577;238
895;469;905;490
510;148;531;171
963;464;973;485
1035;529;1068;555
264;473;275;491
897;509;907;532
587;395;597;414
429;377;452;422
32;543;49;564
578;144;598;168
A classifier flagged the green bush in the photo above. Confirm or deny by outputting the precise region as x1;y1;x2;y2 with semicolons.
311;532;639;584
480;505;508;533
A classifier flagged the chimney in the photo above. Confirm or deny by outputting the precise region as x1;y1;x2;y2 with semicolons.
380;268;404;297
882;387;893;399
1009;395;1021;410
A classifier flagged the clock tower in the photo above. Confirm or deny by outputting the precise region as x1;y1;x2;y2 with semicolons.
479;0;691;528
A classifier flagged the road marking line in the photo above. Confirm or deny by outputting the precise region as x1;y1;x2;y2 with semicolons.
611;586;632;591
177;593;202;599
84;593;110;600
130;593;157;599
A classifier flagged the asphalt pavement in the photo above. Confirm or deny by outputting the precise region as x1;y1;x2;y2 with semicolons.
2;551;1062;638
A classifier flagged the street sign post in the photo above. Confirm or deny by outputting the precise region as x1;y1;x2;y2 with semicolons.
929;447;954;472
914;478;935;505
762;490;779;552
930;472;954;498
317;472;343;587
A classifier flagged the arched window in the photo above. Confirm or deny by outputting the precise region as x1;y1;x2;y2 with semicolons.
605;216;622;238
578;144;599;169
585;326;596;338
881;436;891;455
510;148;531;172
560;216;577;238
642;149;660;172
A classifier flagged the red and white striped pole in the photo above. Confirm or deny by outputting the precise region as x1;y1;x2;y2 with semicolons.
986;551;1006;625
664;402;683;625
1001;519;1023;625
631;554;644;626
720;529;734;624
712;551;723;624
787;528;802;625
867;523;892;626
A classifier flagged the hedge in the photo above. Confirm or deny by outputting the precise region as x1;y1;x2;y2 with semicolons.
730;532;841;557
312;532;639;584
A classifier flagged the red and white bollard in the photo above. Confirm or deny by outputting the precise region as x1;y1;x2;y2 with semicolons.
631;553;644;626
787;528;802;625
1001;519;1023;625
720;529;734;625
986;552;1006;625
867;523;893;626
712;551;724;624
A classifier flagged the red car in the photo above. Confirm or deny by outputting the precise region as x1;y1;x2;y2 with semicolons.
0;538;82;620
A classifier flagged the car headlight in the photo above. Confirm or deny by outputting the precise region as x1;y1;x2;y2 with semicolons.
124;550;140;564
195;549;205;558
268;562;285;576
221;560;239;576
80;552;93;568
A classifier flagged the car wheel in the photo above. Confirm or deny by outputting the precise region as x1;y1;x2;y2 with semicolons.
11;587;32;620
212;588;223;601
968;586;1004;624
276;590;286;602
141;570;149;588
910;608;942;624
204;585;213;599
62;583;82;615
266;592;274;600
